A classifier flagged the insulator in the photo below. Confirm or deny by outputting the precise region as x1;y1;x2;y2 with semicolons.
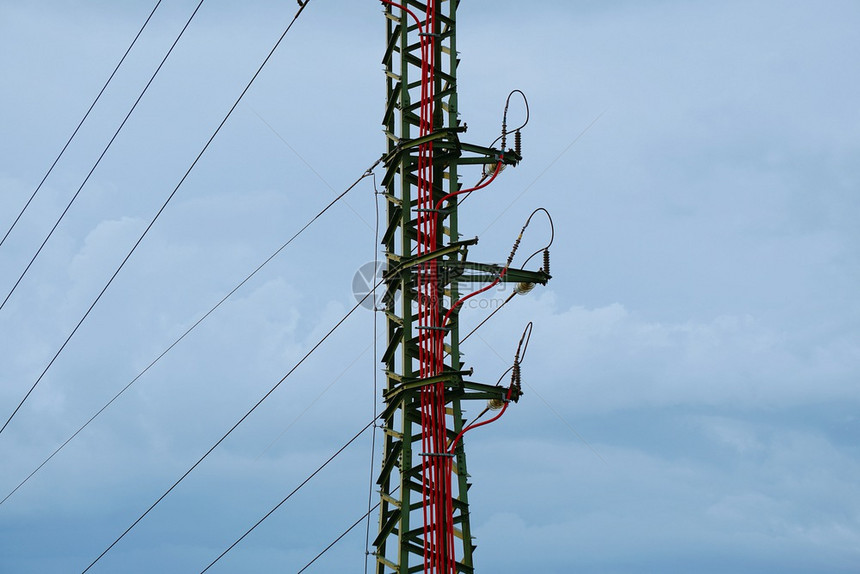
483;161;505;179
512;361;521;386
487;397;505;411
543;248;550;276
514;129;521;157
507;235;522;266
501;118;508;151
514;282;535;295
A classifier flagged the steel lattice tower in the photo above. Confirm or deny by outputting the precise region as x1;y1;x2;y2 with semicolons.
372;2;548;573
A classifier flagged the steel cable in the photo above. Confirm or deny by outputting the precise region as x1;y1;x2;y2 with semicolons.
199;419;375;573
1;0;312;439
297;501;381;573
0;0;163;250
0;160;379;507
363;173;382;573
0;0;205;314
81;262;381;573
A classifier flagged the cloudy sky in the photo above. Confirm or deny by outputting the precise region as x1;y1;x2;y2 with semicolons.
1;1;859;572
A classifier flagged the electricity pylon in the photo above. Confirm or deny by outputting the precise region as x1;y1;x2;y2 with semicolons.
372;2;548;572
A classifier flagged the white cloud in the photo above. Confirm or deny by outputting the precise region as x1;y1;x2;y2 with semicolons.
466;418;860;572
465;291;860;416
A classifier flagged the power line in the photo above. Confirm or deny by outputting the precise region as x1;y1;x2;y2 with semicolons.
0;0;313;439
0;0;206;314
477;109;606;237
199;419;375;573
0;161;378;507
298;502;381;574
80;264;377;573
255;335;380;462
0;0;163;250
363;173;382;574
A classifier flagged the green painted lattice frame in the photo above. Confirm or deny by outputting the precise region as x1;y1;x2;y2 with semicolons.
373;2;547;572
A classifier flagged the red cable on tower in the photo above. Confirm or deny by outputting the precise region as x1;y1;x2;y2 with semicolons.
375;4;543;573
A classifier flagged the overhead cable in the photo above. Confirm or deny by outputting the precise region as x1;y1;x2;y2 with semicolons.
0;160;379;507
459;90;530;207
520;207;554;269
199;419;375;573
81;252;380;573
0;0;205;313
0;0;312;440
0;0;163;250
459;291;516;345
457;207;554;346
297;501;381;574
447;322;533;454
491;89;530;151
364;173;382;574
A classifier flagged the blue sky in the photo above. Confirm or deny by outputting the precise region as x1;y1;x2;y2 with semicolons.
1;1;859;572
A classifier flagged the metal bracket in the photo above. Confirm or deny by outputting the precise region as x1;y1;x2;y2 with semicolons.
382;237;478;282
443;260;551;286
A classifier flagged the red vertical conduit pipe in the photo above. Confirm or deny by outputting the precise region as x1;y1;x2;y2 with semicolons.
379;3;507;570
